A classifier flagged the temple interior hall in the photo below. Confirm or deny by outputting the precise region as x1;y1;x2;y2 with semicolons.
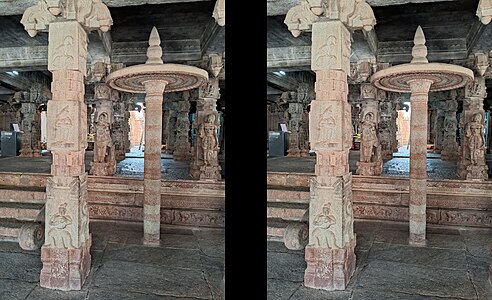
267;0;492;299
0;0;225;298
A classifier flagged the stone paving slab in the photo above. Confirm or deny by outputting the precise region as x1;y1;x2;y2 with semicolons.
0;252;42;283
351;288;466;300
460;230;492;258
267;279;301;300
465;254;492;300
368;242;468;270
194;229;225;259
92;260;212;299
25;286;87;300
103;243;202;270
0;279;36;300
356;260;476;299
267;251;306;282
289;286;352;300
87;288;199;300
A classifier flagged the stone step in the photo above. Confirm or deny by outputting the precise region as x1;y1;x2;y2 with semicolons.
0;218;45;250
267;218;290;240
267;202;308;221
0;202;44;221
266;185;310;204
0;218;23;238
0;185;46;204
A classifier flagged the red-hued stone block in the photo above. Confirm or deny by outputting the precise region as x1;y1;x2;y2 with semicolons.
304;237;356;290
40;236;92;291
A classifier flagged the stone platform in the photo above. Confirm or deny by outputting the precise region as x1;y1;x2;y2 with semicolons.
268;220;492;299
0;220;224;299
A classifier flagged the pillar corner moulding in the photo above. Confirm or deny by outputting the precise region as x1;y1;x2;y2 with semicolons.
284;0;376;38
20;0;113;38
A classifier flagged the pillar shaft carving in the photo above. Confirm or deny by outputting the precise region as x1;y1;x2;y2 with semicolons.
21;0;113;291
164;102;176;154
356;83;382;176
379;92;398;159
18;89;42;157
190;78;221;181
173;91;191;161
440;93;459;160
457;78;488;180
112;93;131;161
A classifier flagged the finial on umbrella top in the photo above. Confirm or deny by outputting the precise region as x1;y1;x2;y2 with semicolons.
146;26;163;65
411;26;428;64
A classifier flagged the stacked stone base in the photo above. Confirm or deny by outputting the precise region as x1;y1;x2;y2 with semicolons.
304;237;356;291
458;162;488;180
356;161;382;176
90;162;116;176
40;236;92;291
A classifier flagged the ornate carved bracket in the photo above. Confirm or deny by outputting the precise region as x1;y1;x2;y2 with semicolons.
212;0;225;26
284;0;376;37
477;0;492;25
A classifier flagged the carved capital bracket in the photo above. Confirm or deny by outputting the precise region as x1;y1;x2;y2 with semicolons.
21;0;113;38
212;0;224;26
284;0;376;38
477;0;492;25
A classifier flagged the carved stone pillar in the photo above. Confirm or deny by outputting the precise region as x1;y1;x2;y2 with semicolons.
285;0;376;290
90;83;116;176
287;97;304;157
440;92;459;160
173;91;191;161
457;77;488;180
19;95;37;157
379;93;397;159
165;104;176;154
356;83;382;175
21;0;112;291
433;103;445;153
112;93;131;161
190;78;221;181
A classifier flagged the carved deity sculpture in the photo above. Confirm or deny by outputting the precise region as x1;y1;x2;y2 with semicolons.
199;113;219;166
94;112;113;163
360;112;379;163
47;203;74;249
312;203;339;248
465;113;485;165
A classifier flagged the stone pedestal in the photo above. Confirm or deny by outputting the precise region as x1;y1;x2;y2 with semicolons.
408;80;433;246
173;92;191;161
143;81;166;245
457;77;488;180
90;83;116;176
190;78;221;181
356;83;382;176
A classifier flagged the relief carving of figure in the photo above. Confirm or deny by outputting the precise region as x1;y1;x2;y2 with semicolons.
52;36;74;69
199;113;219;166
360;112;379;163
318;105;336;145
94;112;113;163
54;106;72;146
47;203;74;249
465;113;485;165
312;203;339;248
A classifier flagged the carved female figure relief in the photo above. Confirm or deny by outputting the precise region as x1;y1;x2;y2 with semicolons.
465;113;485;165
94;112;113;163
317;105;336;146
47;203;74;249
312;203;340;248
360;112;379;163
52;36;74;69
199;113;219;166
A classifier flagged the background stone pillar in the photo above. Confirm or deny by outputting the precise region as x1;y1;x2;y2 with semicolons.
287;94;304;157
165;104;176;154
457;77;488;180
356;83;382;175
440;92;459;160
173;91;191;161
90;83;116;176
112;93;131;161
190;78;221;180
19;93;37;157
21;0;112;290
379;92;397;159
433;101;445;153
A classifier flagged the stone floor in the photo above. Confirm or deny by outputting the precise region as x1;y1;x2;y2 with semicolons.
267;149;492;180
0;221;224;299
268;220;492;300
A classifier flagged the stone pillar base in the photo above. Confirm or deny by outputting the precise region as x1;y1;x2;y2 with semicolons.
19;149;34;157
381;151;393;160
90;162;116;176
40;236;92;291
199;165;221;181
440;150;458;161
33;149;42;157
356;161;382;176
465;164;488;180
287;148;302;157
304;237;356;291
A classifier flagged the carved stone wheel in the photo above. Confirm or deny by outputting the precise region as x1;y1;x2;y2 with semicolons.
284;222;309;250
19;222;44;250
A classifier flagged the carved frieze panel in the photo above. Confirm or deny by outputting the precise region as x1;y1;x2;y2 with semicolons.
311;21;351;74
48;21;88;74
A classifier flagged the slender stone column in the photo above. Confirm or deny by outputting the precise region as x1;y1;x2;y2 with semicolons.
379;93;398;159
90;83;116;176
21;0;112;290
433;103;445;153
165;106;177;154
284;0;376;291
173;91;191;161
408;79;433;246
113;93;131;161
19;97;37;157
190;78;221;181
143;81;166;245
356;83;382;175
440;93;459;160
457;77;488;180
